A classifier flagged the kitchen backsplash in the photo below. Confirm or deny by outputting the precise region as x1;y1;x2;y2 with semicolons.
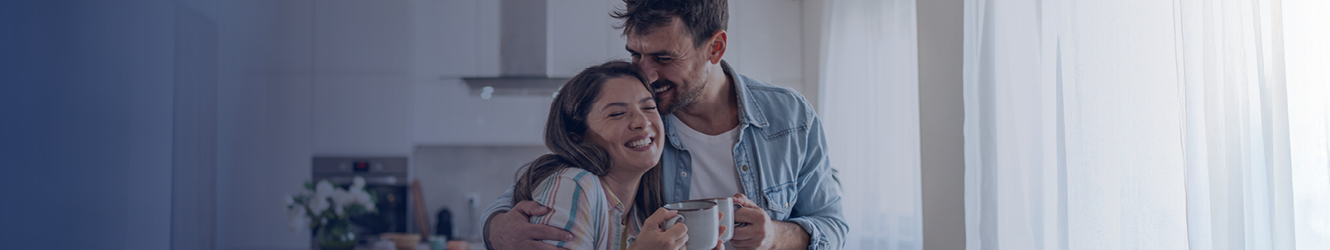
411;145;549;241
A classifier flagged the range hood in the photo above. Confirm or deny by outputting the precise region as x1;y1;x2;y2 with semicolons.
462;0;568;97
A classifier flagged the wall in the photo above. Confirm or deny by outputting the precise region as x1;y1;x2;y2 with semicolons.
917;0;966;249
410;146;551;241
173;0;220;249
215;1;317;249
0;1;176;249
802;0;826;110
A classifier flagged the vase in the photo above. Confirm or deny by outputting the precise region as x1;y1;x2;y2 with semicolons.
316;220;357;250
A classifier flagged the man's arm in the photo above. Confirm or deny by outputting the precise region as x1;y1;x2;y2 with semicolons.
771;218;812;250
783;112;847;250
731;99;846;250
480;187;515;248
481;186;574;250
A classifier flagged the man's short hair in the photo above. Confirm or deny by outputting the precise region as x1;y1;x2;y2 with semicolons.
611;0;728;48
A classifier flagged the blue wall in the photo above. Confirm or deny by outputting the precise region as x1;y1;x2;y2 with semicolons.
0;1;207;249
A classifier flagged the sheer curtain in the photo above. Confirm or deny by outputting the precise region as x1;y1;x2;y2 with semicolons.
1282;1;1330;248
961;0;1067;248
819;0;921;249
962;0;1330;249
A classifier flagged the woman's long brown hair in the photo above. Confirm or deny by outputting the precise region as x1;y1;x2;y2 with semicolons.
513;60;665;223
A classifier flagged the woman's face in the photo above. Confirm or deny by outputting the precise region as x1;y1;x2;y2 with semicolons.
583;76;665;173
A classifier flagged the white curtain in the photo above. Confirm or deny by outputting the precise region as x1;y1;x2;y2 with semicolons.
963;0;1330;249
1282;1;1330;249
962;0;1068;248
819;0;922;249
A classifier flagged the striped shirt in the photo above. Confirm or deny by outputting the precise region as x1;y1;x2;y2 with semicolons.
529;168;643;250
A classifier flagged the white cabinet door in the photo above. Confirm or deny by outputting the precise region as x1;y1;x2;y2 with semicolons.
311;0;415;154
549;0;633;77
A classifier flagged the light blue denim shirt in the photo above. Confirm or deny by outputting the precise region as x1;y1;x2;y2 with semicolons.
483;61;846;250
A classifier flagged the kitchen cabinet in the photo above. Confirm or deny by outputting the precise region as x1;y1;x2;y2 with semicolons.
310;0;415;154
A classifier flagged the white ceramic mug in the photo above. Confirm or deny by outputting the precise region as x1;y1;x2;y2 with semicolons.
688;197;735;241
662;200;719;250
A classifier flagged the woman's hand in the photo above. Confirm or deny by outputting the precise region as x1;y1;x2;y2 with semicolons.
630;208;688;250
710;219;727;250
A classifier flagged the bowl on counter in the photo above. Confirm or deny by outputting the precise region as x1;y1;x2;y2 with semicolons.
379;233;421;250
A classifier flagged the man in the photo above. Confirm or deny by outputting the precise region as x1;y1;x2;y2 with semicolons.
482;1;845;249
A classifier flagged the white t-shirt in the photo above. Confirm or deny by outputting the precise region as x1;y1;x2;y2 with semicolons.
670;115;744;200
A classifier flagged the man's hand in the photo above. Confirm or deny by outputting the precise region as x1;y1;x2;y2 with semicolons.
485;200;573;250
730;194;809;250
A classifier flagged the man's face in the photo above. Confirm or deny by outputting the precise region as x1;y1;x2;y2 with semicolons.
626;17;712;114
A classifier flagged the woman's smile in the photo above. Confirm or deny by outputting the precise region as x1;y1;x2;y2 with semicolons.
624;133;656;151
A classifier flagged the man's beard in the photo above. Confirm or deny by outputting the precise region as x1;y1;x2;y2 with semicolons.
653;63;710;115
655;78;704;115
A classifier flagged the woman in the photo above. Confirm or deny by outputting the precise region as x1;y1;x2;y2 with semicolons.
512;61;722;250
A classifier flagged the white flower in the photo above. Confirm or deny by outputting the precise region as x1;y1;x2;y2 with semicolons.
352;189;375;211
311;180;334;213
288;178;381;232
352;176;366;189
310;196;330;214
315;180;334;198
333;189;356;212
337;189;356;205
332;191;348;216
288;213;309;232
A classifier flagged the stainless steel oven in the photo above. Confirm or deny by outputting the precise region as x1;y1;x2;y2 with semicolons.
312;156;413;243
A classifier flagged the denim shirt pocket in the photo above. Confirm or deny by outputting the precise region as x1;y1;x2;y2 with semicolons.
761;181;798;220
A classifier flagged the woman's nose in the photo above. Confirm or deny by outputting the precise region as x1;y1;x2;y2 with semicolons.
630;110;651;130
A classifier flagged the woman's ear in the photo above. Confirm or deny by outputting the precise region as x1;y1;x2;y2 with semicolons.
568;132;583;143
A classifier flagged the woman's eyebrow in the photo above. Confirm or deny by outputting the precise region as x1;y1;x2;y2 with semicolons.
600;97;652;111
600;102;628;111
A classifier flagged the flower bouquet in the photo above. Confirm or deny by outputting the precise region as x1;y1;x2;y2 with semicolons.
287;177;377;250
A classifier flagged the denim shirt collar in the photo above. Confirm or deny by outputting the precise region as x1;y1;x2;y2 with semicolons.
663;61;768;151
725;60;770;129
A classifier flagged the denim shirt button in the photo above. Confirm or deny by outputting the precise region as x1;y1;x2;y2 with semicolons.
681;172;688;177
742;165;749;171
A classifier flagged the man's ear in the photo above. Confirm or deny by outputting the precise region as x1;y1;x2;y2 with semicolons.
705;30;727;64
